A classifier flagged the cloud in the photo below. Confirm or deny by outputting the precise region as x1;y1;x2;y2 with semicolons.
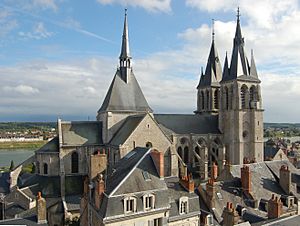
19;22;53;39
0;8;18;37
96;0;172;13
3;85;39;95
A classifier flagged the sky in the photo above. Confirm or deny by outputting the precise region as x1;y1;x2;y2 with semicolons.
0;0;300;123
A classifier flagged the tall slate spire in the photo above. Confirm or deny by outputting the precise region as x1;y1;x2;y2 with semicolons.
120;9;131;61
222;52;229;81
250;49;258;78
98;9;152;114
119;9;132;83
225;8;251;81
198;19;222;88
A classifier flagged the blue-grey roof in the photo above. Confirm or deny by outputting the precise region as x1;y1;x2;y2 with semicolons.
154;114;220;135
0;216;47;226
61;121;103;146
98;70;152;113
109;114;145;146
198;41;222;88
0;172;10;194
36;137;59;153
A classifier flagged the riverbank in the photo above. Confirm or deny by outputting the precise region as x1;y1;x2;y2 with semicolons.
0;140;47;149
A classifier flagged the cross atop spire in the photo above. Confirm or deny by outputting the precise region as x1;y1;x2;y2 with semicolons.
237;7;240;22
212;19;215;42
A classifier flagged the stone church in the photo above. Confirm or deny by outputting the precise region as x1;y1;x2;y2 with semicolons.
0;9;267;226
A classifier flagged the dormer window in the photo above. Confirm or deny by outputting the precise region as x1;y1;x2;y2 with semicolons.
143;194;155;211
124;197;136;214
179;196;189;214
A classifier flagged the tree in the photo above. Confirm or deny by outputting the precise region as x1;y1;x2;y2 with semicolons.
9;160;14;171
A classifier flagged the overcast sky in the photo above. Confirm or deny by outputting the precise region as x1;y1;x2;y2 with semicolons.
0;0;300;122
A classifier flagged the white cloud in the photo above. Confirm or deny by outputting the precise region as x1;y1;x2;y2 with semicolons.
3;85;39;95
97;0;172;13
0;8;18;37
29;0;58;11
18;22;53;39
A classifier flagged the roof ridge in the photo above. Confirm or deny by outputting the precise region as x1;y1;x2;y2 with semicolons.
108;148;152;197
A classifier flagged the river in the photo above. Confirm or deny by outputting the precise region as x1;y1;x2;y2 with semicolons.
0;149;35;167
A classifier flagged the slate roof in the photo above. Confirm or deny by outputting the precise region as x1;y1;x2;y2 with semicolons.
61;121;103;146
35;137;59;153
165;177;200;221
98;70;152;113
109;114;145;146
99;147;170;219
105;147;158;196
0;172;10;194
0;216;47;226
154;114;220;135
198;40;222;88
65;195;81;211
222;13;260;83
18;174;61;197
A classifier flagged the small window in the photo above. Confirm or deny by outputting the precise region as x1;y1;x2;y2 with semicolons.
154;218;162;226
179;197;189;214
142;171;151;181
146;142;152;148
144;194;155;211
207;214;214;225
124;197;136;214
43;163;48;175
180;201;188;214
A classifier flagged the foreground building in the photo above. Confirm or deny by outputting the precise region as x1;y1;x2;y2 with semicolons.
3;8;299;226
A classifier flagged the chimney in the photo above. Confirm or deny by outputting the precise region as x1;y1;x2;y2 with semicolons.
83;176;89;195
279;165;291;195
241;165;251;195
94;174;105;210
36;192;47;224
211;162;218;180
206;178;216;209
150;150;164;178
268;194;283;219
180;173;195;193
222;202;239;226
90;149;107;180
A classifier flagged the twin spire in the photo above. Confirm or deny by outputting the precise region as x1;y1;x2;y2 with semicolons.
198;8;259;88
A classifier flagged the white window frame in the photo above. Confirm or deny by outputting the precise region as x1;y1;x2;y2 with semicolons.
143;193;155;211
123;196;137;214
179;196;189;214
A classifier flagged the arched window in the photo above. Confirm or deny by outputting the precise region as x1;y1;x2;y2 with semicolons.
250;86;257;101
214;89;219;109
201;91;205;110
177;147;183;159
184;146;189;164
240;85;248;109
71;152;79;173
224;87;229;110
230;85;234;109
206;90;209;109
43;163;48;175
194;146;200;163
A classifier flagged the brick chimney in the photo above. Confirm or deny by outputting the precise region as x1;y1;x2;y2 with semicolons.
150;150;164;178
268;194;283;219
241;165;251;195
180;173;195;193
206;178;216;209
279;165;291;195
90;149;107;180
211;162;218;180
36;192;47;224
222;202;239;226
94;174;105;210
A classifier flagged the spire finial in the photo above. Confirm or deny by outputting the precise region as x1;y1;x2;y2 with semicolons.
251;49;254;57
212;19;215;41
237;7;240;21
125;8;127;16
